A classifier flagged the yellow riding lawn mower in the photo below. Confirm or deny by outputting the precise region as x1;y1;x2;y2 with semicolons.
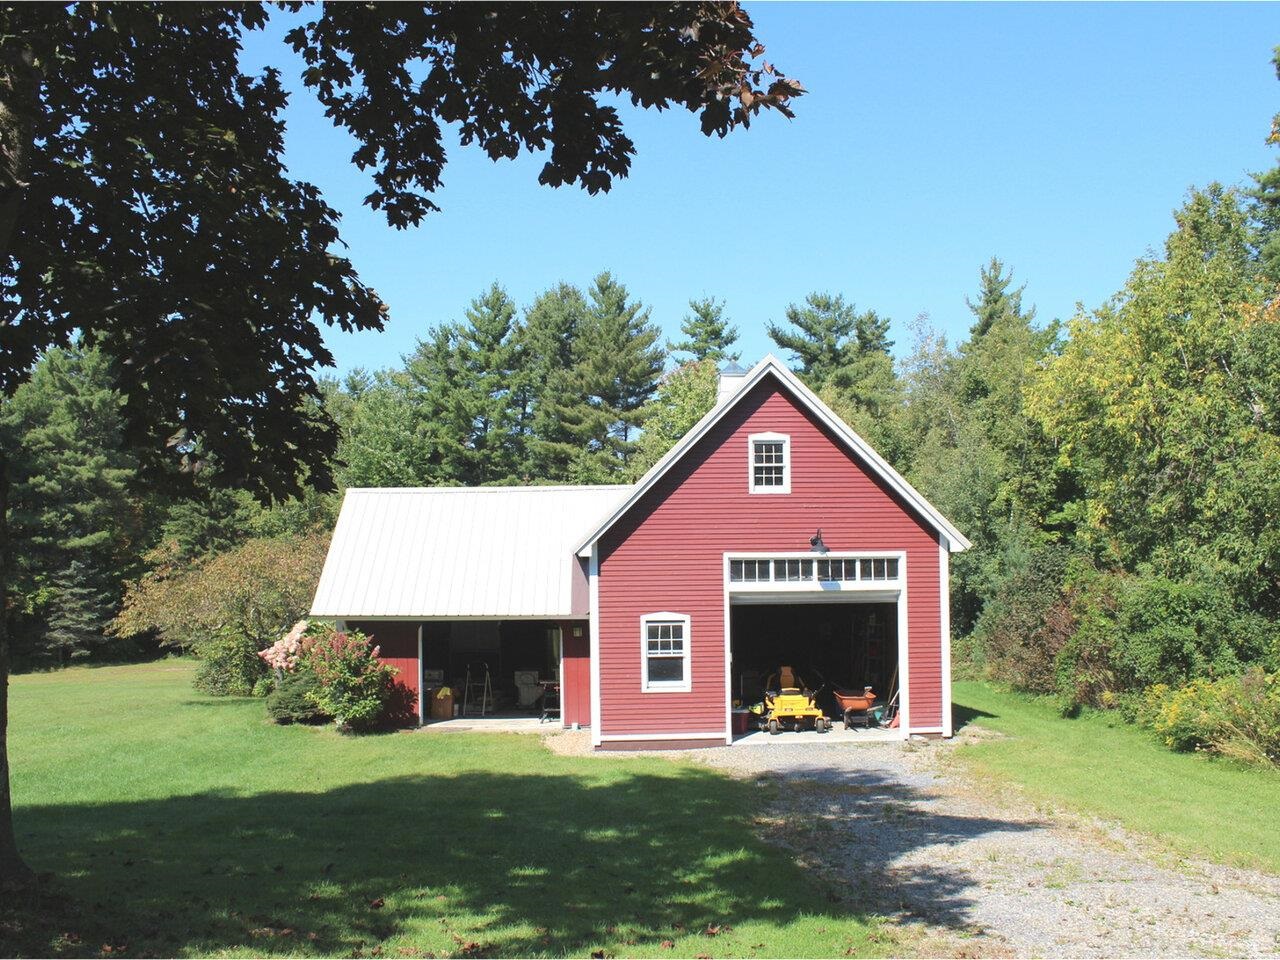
762;680;830;735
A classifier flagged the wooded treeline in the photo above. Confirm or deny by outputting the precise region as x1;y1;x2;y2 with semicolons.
6;172;1280;763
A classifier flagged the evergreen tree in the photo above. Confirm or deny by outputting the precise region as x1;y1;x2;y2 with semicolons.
965;257;1035;341
407;284;521;485
511;283;590;480
1248;48;1280;283
41;561;116;665
668;297;740;363
766;292;858;383
531;274;663;481
1;347;142;664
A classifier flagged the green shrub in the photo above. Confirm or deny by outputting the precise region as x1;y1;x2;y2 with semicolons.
1052;568;1275;710
1213;669;1280;767
250;676;274;698
265;671;330;725
1144;679;1224;752
967;546;1076;693
1142;669;1280;768
305;628;399;731
192;628;267;697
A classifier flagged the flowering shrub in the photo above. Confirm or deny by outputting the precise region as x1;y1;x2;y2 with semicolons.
304;627;399;731
259;619;309;674
1142;669;1280;768
1142;679;1223;752
1213;670;1280;768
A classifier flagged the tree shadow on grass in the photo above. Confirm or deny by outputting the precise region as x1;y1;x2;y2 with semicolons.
6;761;1034;958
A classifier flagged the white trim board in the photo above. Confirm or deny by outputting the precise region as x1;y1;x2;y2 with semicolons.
574;356;971;557
940;536;953;738
589;543;602;748
599;732;727;742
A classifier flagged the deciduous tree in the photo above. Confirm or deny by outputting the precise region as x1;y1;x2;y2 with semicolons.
0;1;800;881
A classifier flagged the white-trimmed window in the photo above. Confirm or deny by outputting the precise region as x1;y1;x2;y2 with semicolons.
749;432;791;494
641;613;691;692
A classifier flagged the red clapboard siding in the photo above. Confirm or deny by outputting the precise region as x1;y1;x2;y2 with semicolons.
597;377;944;738
350;620;419;724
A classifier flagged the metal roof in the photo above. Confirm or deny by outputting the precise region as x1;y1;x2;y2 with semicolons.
310;485;631;619
575;355;972;556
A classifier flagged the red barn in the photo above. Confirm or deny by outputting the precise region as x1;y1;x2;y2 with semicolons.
310;356;969;747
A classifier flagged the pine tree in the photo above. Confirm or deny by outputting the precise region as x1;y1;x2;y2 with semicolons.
406;284;521;485
511;283;590;481
531;273;663;481
1248;49;1280;283
965;257;1035;341
668;297;740;363
1;347;142;664
766;292;858;383
42;561;116;665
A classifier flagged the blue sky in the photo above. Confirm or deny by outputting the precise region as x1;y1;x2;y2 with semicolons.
241;3;1279;375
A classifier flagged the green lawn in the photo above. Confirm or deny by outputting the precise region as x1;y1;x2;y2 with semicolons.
7;662;890;959
953;680;1280;872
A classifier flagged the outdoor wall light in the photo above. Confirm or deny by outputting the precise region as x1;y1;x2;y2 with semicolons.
809;529;828;553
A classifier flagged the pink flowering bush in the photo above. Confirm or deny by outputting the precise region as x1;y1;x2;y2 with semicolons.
304;626;399;731
259;619;309;675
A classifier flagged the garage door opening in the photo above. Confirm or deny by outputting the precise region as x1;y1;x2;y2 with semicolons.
729;600;900;725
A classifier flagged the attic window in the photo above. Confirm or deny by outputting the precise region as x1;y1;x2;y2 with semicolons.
749;433;790;494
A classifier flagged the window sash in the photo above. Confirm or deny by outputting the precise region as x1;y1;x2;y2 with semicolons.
749;436;789;492
642;617;690;690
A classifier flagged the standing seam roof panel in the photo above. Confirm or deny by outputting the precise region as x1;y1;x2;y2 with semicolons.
310;486;630;619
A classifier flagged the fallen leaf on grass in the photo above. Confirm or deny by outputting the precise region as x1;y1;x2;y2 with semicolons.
704;924;730;937
250;927;295;939
370;898;385;909
660;941;675;950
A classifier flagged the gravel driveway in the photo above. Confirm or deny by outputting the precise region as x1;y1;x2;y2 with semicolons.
679;733;1280;958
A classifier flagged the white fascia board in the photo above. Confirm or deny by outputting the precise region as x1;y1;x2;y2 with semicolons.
574;355;971;557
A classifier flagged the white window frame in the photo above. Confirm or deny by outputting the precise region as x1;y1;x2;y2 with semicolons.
748;432;791;494
640;612;692;693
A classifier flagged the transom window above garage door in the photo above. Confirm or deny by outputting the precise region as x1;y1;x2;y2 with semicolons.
728;556;900;584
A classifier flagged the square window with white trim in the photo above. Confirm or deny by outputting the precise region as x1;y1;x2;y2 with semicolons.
641;614;691;692
749;433;791;494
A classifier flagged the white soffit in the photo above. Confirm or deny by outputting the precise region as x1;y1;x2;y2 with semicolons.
310;485;631;619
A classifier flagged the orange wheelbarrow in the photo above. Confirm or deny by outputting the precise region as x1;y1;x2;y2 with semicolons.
833;687;877;729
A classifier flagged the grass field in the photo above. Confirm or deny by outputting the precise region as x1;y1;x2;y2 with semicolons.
952;680;1280;873
6;661;889;959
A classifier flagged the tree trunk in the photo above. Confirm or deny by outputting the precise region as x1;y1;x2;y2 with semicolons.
0;447;33;886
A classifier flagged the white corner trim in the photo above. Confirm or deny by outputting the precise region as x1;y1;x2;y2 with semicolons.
940;537;953;738
722;554;732;745
897;555;910;739
589;543;602;747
